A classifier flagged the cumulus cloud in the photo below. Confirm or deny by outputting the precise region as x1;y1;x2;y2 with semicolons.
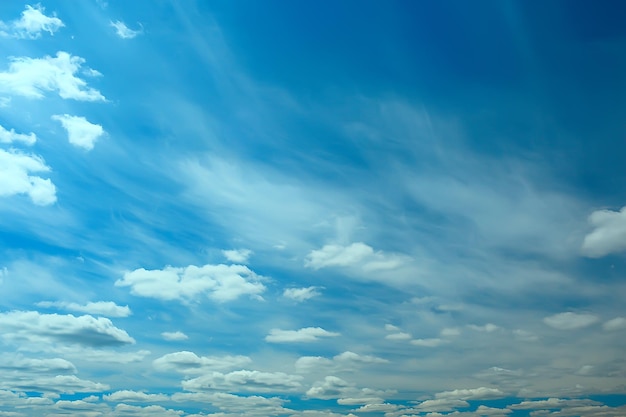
283;286;321;302
385;332;412;340
0;310;135;347
306;376;353;399
410;338;447;347
434;387;505;400
295;351;387;373
172;392;293;415
222;249;252;263
161;331;188;341
0;354;76;374
0;52;105;101
0;4;64;39
153;351;251;373
265;327;340;343
581;206;626;257
0;124;36;145
36;301;131;317
467;323;499;332
103;390;169;402
543;312;599;330
0;374;108;394
603;317;626;331
110;20;142;39
0;149;56;205
115;263;266;303
305;242;404;271
181;370;302;393
51;114;104;150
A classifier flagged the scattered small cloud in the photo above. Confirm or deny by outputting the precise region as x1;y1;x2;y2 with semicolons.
161;331;188;341
36;301;131;317
222;248;252;263
305;242;405;272
283;286;321;302
410;338;447;347
153;351;251;373
116;263;266;303
0;52;105;101
0;4;64;39
467;323;499;333
0;149;56;205
110;20;142;39
603;317;626;331
543;312;599;330
265;327;340;343
0;124;36;145
181;369;302;393
52;114;104;151
581;206;626;257
103;390;169;402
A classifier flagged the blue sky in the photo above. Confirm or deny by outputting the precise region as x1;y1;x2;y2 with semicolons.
1;1;626;416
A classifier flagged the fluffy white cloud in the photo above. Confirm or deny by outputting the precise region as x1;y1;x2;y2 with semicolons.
603;317;626;331
283;286;321;302
410;338;447;347
434;387;505;400
508;398;601;410
0;374;108;394
36;301;131;317
111;403;184;417
467;323;499;332
0;124;36;145
305;242;404;271
543;312;599;330
0;354;76;374
412;398;469;412
581;207;626;257
0;52;105;101
51;114;104;151
295;351;386;373
0;4;64;39
103;390;169;402
385;332;412;341
116;263;266;303
0;149;56;205
172;392;293;415
153;351;251;373
110;20;142;39
181;370;302;393
161;331;188;341
306;376;352;399
222;249;252;263
0;310;135;347
265;327;340;343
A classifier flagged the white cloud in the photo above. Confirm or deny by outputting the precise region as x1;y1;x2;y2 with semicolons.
103;390;169;402
543;312;599;330
295;351;387;373
0;374;108;394
305;242;404;272
385;332;412;341
0;354;76;374
0;149;56;205
51;114;104;151
161;331;188;341
112;404;183;417
306;376;352;399
115;263;266;303
440;327;461;337
0;124;36;145
153;351;251;373
0;52;105;101
412;398;469;412
222;248;252;263
265;327;340;343
467;323;499;332
603;317;626;331
36;301;131;317
410;338;447;347
0;4;64;39
581;206;626;258
434;387;505;400
0;310;135;347
110;20;142;39
182;370;302;393
172;392;292;415
283;286;321;302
